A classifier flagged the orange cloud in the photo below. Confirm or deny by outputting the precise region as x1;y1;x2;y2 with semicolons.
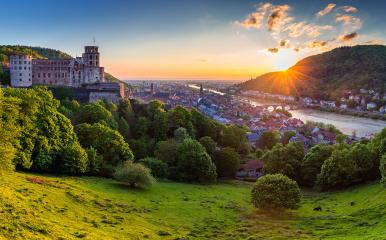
341;6;358;13
285;22;333;38
336;14;362;29
267;47;279;53
339;32;359;42
317;3;336;17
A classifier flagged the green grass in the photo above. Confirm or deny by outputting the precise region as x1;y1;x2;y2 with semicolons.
1;172;386;239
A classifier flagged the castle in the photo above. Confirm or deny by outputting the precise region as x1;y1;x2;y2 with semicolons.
9;45;124;103
10;46;104;88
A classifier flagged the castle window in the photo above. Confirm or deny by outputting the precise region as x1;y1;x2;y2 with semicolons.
48;73;51;78
38;73;40;78
90;61;92;65
96;61;98;65
43;73;46;77
19;73;22;76
19;79;22;81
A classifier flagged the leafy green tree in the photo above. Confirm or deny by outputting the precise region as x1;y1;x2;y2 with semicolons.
116;116;131;141
191;108;219;140
213;147;240;178
262;142;304;181
76;123;134;176
301;144;334;186
74;102;117;129
221;125;250;155
199;136;217;156
133;117;150;138
176;138;217;183
58;143;88;174
166;106;195;137
257;131;281;150
139;157;168;179
129;137;154;160
282;131;296;145
251;174;301;210
85;147;103;175
117;99;135;125
380;154;386;187
348;143;373;181
174;127;189;142
113;162;155;189
154;139;179;166
317;149;357;190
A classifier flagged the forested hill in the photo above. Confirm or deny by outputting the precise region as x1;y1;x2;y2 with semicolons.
0;45;120;83
239;45;386;99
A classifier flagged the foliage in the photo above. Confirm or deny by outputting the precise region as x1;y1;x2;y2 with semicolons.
301;144;334;187
380;154;386;187
251;174;301;210
213;147;240;178
262;142;304;181
282;131;296;145
58;143;88;174
174;127;189;142
176;138;217;183
74;102;117;128
257;130;281;150
129;137;154;160
154;139;179;166
139;157;168;179
199;136;217;156
76;123;134;176
85;147;103;175
113;162;155;189
221;125;250;155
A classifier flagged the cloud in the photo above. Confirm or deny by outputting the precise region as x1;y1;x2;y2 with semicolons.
267;47;279;53
307;40;329;48
285;22;333;38
339;32;359;42
237;2;272;29
197;59;208;62
363;39;384;45
279;39;290;48
293;47;300;52
267;4;292;32
341;6;358;13
317;3;336;17
336;14;362;29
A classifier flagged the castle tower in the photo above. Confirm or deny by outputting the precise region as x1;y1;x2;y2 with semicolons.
82;46;104;84
10;55;32;87
83;46;100;67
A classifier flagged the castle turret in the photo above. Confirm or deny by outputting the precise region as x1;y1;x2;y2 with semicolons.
83;46;100;67
82;46;104;84
10;55;32;87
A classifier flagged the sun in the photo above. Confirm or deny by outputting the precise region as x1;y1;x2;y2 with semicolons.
273;49;297;71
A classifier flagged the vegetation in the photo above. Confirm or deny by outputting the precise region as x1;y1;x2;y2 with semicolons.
251;174;301;210
240;45;386;99
113;161;155;189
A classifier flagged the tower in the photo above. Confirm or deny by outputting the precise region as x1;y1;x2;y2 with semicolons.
83;46;100;67
200;83;204;96
10;55;32;87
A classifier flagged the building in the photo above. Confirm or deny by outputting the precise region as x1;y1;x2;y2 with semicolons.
10;45;104;88
9;55;33;87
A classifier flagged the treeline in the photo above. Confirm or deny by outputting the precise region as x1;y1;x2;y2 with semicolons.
0;87;251;187
257;129;386;191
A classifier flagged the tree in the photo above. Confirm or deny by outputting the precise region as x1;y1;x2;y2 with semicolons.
262;142;304;181
282;131;296;145
257;131;280;150
85;147;103;175
199;136;217;156
113;162;155;189
251;174;301;210
58;143;88;174
221;125;250;155
76;123;134;176
176;138;217;183
348;143;373;181
74;102;117;128
139;157;168;179
154;139;179;165
301;144;333;186
129;137;154;160
317;149;358;190
166;106;195;137
380;154;386;187
213;147;240;178
174;127;189;142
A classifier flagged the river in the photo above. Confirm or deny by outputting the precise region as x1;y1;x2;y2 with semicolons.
188;84;386;137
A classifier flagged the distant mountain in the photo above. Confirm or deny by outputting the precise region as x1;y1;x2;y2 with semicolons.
0;45;121;84
239;45;386;99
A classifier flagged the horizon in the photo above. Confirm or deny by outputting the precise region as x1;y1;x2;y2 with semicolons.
1;0;386;81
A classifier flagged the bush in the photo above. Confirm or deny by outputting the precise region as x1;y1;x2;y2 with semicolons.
139;157;168;179
113;162;155;189
176;138;217;183
251;174;301;210
199;136;217;156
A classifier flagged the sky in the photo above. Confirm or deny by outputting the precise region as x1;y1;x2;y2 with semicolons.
1;0;385;80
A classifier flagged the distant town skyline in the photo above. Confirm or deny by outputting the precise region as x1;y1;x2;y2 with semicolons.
1;0;385;80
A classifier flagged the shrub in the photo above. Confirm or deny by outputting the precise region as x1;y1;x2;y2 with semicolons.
58;143;88;174
251;174;301;210
139;157;168;179
113;162;155;189
176;138;217;183
199;136;217;156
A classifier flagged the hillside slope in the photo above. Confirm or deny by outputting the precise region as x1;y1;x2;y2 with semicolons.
1;172;386;239
240;45;386;99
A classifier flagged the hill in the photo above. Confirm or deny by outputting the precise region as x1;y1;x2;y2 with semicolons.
239;45;386;99
0;45;121;84
1;172;386;239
